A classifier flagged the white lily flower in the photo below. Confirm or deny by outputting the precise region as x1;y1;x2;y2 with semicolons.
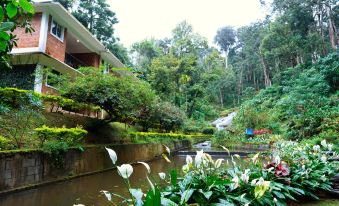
137;161;151;174
321;155;327;163
220;145;230;155
195;150;204;167
251;179;258;186
241;172;249;184
186;155;193;165
328;144;333;151
182;164;189;173
204;153;213;163
73;204;85;206
273;155;281;165
234;154;241;159
101;190;112;201
251;153;260;164
117;164;133;179
232;175;239;189
214;159;224;168
256;177;270;187
158;172;166;180
302;165;305;170
313;145;320;152
321;140;327;148
274;198;278;203
105;147;117;165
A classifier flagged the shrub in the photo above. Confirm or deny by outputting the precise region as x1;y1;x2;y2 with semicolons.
0;136;10;150
35;125;87;147
42;141;70;168
129;132;212;143
0;87;42;110
202;127;215;135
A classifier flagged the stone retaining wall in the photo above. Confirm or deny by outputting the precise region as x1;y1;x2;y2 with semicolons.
0;140;190;192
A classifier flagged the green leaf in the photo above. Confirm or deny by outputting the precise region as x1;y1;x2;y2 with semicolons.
0;22;15;31
0;8;4;22
6;3;17;19
161;198;178;206
0;40;7;51
180;189;195;204
19;0;35;13
272;191;285;199
0;31;10;41
170;169;177;186
144;187;161;206
198;189;213;200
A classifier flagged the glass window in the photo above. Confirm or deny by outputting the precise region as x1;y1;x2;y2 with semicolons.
50;19;64;41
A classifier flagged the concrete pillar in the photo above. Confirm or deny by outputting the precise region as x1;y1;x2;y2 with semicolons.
34;64;43;93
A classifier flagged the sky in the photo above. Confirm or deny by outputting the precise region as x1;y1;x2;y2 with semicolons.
107;0;269;48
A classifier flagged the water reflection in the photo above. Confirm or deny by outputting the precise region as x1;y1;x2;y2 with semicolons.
0;156;186;206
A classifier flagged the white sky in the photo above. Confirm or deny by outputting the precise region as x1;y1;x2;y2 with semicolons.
107;0;268;48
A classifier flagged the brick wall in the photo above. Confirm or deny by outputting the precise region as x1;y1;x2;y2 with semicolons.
71;53;101;68
13;13;42;48
45;16;67;62
41;84;59;95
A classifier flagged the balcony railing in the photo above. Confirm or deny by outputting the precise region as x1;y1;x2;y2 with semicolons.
64;53;90;69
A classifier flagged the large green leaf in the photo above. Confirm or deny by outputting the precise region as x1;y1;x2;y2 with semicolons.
0;31;10;41
144;187;161;206
6;3;17;19
19;0;35;13
0;40;6;51
0;8;4;22
0;22;15;31
170;169;177;186
180;189;195;204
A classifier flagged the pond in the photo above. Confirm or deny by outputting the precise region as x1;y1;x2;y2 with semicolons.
0;141;243;206
0;155;188;206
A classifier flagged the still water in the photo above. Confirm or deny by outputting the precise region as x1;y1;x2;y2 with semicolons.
0;156;187;206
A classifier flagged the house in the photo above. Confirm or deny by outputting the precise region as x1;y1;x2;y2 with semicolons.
2;0;124;95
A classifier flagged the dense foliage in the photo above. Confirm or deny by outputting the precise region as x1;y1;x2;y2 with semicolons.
233;52;338;143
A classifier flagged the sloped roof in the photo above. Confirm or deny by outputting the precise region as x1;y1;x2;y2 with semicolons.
33;0;125;68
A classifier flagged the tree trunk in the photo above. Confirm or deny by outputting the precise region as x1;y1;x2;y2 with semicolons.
219;87;224;108
327;6;338;50
259;55;271;88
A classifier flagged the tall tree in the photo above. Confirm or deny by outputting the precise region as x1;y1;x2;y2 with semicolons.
214;26;236;68
54;0;130;65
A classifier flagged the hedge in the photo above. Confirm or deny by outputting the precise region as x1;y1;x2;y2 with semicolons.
129;132;212;143
0;87;100;113
34;125;87;146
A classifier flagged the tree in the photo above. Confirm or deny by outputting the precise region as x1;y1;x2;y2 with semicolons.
0;0;35;69
130;38;162;80
61;69;156;124
214;26;236;68
55;0;130;65
54;0;74;9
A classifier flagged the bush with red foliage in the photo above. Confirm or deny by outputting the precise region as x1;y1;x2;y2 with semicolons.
254;129;272;135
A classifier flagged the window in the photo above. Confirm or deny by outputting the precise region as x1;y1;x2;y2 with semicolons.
50;19;64;41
